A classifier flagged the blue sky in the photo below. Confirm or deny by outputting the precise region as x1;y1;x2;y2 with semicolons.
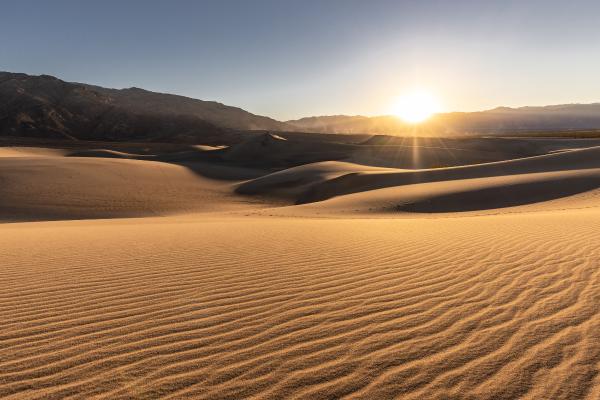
2;0;600;119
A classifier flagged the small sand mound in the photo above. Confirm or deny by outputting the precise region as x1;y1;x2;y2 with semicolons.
223;132;287;162
236;161;392;200
223;132;350;167
359;134;401;146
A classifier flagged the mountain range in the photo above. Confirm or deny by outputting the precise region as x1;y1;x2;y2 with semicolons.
287;104;600;135
0;72;288;144
2;71;600;143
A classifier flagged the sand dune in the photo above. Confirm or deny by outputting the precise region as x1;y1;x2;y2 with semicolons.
234;146;600;214
2;140;600;399
223;133;350;167
349;141;521;168
235;161;394;202
295;145;600;204
0;156;264;222
221;133;571;170
2;211;600;399
276;169;600;216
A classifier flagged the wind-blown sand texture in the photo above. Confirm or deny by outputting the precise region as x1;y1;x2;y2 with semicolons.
2;138;600;399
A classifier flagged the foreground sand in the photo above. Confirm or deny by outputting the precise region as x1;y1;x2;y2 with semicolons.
2;211;600;399
2;142;600;399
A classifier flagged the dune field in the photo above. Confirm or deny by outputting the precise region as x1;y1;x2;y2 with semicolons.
2;138;600;399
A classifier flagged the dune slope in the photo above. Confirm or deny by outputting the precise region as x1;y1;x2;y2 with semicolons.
290;145;600;204
267;168;600;216
0;156;261;221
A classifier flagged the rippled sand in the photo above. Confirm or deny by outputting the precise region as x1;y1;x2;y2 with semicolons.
2;211;600;399
2;144;600;399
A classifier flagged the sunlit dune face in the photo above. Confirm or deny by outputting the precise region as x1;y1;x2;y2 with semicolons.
391;90;441;124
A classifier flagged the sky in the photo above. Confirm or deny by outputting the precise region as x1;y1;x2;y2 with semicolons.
2;0;600;120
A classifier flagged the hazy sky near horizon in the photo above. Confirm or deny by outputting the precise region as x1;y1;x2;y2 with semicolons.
2;0;600;120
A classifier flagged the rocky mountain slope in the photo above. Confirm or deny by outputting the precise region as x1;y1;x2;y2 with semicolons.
0;72;290;144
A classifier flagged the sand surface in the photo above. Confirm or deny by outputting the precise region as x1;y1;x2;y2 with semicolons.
2;141;600;399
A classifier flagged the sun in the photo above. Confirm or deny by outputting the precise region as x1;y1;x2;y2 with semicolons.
391;90;441;124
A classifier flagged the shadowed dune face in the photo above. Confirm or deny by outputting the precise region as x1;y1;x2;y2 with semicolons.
304;170;600;215
294;145;600;205
397;171;600;213
230;145;600;216
235;161;394;201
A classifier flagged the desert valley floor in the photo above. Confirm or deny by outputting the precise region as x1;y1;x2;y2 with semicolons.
2;135;600;399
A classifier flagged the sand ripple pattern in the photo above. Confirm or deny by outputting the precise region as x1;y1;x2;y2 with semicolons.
1;212;600;399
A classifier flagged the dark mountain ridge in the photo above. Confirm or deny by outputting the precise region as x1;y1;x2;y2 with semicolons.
0;72;290;144
82;84;290;131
